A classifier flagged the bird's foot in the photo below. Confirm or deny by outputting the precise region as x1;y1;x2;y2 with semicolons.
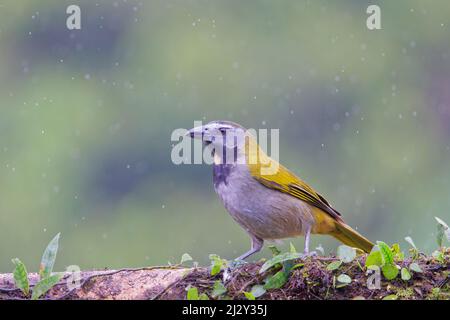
299;251;318;260
229;259;248;269
222;259;248;283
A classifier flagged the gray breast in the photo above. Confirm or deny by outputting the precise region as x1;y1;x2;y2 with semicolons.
211;163;315;240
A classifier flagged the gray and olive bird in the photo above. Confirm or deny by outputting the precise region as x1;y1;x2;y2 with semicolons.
187;120;374;260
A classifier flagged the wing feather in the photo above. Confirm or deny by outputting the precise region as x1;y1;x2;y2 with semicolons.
245;139;342;222
253;172;342;221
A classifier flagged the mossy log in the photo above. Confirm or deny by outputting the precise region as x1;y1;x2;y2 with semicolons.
0;251;448;300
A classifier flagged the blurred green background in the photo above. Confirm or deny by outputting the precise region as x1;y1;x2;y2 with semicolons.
1;0;450;272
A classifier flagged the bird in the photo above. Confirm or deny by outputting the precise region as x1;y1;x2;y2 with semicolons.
186;120;374;260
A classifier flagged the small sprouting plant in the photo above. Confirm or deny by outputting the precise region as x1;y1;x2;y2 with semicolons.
432;217;449;264
431;217;450;264
337;245;357;263
326;245;357;288
209;254;228;276
365;238;428;282
259;251;303;274
179;253;194;266
400;267;411;281
409;262;422;273
243;285;266;300
365;241;399;280
256;245;305;293
268;245;281;256
186;285;209;300
336;274;352;288
435;217;450;248
326;260;342;271
404;236;419;260
391;243;405;261
327;244;356;272
11;258;29;296
211;280;227;298
11;233;64;300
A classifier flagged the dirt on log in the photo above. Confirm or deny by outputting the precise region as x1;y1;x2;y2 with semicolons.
0;251;448;300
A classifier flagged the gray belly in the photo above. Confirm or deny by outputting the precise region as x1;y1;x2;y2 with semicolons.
213;164;315;240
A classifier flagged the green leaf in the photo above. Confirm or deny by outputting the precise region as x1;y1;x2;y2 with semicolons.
186;286;199;300
268;245;281;256
244;292;255;300
383;294;398;300
39;233;60;280
355;260;364;272
337;274;352;284
259;252;302;273
381;264;399;280
31;273;63;300
209;254;227;276
11;258;29;296
337;245;356;263
376;241;394;265
249;285;266;298
336;274;352;287
281;259;295;274
264;270;288;289
404;236;417;249
409;262;422;273
392;243;404;261
291;263;304;270
440;223;450;244
369;241;399;281
435;217;449;229
401;268;411;281
367;265;380;272
180;253;193;265
435;217;449;247
244;285;267;300
199;293;209;300
212;281;227;298
289;242;297;253
326;260;342;271
437;224;445;248
365;248;383;267
392;243;401;255
395;251;405;261
211;264;221;276
432;250;445;264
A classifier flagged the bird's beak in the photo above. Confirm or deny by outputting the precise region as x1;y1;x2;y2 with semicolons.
185;125;204;139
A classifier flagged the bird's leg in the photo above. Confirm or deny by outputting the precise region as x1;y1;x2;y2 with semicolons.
236;235;264;261
223;235;264;282
304;227;311;254
302;227;317;257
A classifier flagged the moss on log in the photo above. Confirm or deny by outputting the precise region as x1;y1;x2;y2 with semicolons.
0;251;448;300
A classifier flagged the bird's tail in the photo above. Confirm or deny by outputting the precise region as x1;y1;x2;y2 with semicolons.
330;222;374;253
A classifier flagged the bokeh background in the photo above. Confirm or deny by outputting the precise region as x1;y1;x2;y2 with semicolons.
1;0;450;272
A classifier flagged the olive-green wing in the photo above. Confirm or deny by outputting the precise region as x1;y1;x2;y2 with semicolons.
249;161;343;222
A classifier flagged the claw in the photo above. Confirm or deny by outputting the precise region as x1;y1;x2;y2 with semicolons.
300;251;318;259
222;259;247;283
229;259;248;268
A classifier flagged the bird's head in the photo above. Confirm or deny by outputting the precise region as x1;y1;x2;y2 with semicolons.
186;120;278;173
186;121;251;164
186;120;247;148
